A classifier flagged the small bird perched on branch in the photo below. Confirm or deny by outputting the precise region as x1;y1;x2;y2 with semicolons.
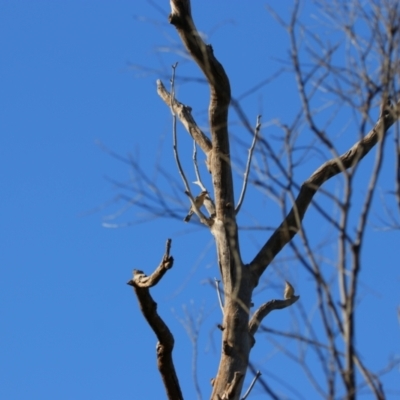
184;190;208;222
284;280;295;299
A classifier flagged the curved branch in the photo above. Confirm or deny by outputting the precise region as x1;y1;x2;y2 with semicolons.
249;297;300;339
127;239;183;400
241;370;262;400
249;103;400;283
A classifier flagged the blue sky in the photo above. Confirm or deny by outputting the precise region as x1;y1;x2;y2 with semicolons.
1;1;399;399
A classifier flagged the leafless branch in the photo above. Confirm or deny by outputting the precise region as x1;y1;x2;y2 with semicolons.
250;102;400;283
192;140;206;191
157;79;212;157
235;115;261;215
248;296;300;338
170;63;192;195
175;302;206;400
127;239;183;400
127;1;400;398
240;370;261;400
214;278;224;314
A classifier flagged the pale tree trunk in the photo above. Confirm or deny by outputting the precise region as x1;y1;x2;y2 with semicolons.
127;1;400;399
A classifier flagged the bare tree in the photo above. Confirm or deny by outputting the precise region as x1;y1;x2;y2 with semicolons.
116;1;400;399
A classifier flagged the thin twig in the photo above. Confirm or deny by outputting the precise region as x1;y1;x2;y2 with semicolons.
214;278;224;314
192;140;206;191
236;115;261;214
250;98;400;280
241;370;261;400
192;140;216;219
176;303;205;400
169;63;209;224
248;363;281;400
170;63;191;195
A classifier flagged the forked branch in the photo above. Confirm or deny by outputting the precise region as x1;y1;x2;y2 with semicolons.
157;79;212;156
169;0;234;221
127;239;183;400
250;102;400;283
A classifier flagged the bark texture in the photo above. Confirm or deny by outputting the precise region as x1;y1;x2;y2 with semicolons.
133;1;400;398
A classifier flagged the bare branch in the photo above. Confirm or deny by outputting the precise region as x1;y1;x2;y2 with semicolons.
193;141;216;218
235;115;261;215
353;355;385;400
175;302;206;400
240;370;261;400
167;64;212;227
192;140;207;191
127;239;183;400
248;363;281;400
128;1;400;398
128;239;173;288
170;63;192;197
250;103;400;283
169;0;234;222
214;278;224;314
259;326;338;353
248;297;300;338
157;79;212;156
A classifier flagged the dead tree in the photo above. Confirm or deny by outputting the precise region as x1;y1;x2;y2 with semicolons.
122;1;400;399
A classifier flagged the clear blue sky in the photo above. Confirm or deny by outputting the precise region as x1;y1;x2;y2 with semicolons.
1;1;399;399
